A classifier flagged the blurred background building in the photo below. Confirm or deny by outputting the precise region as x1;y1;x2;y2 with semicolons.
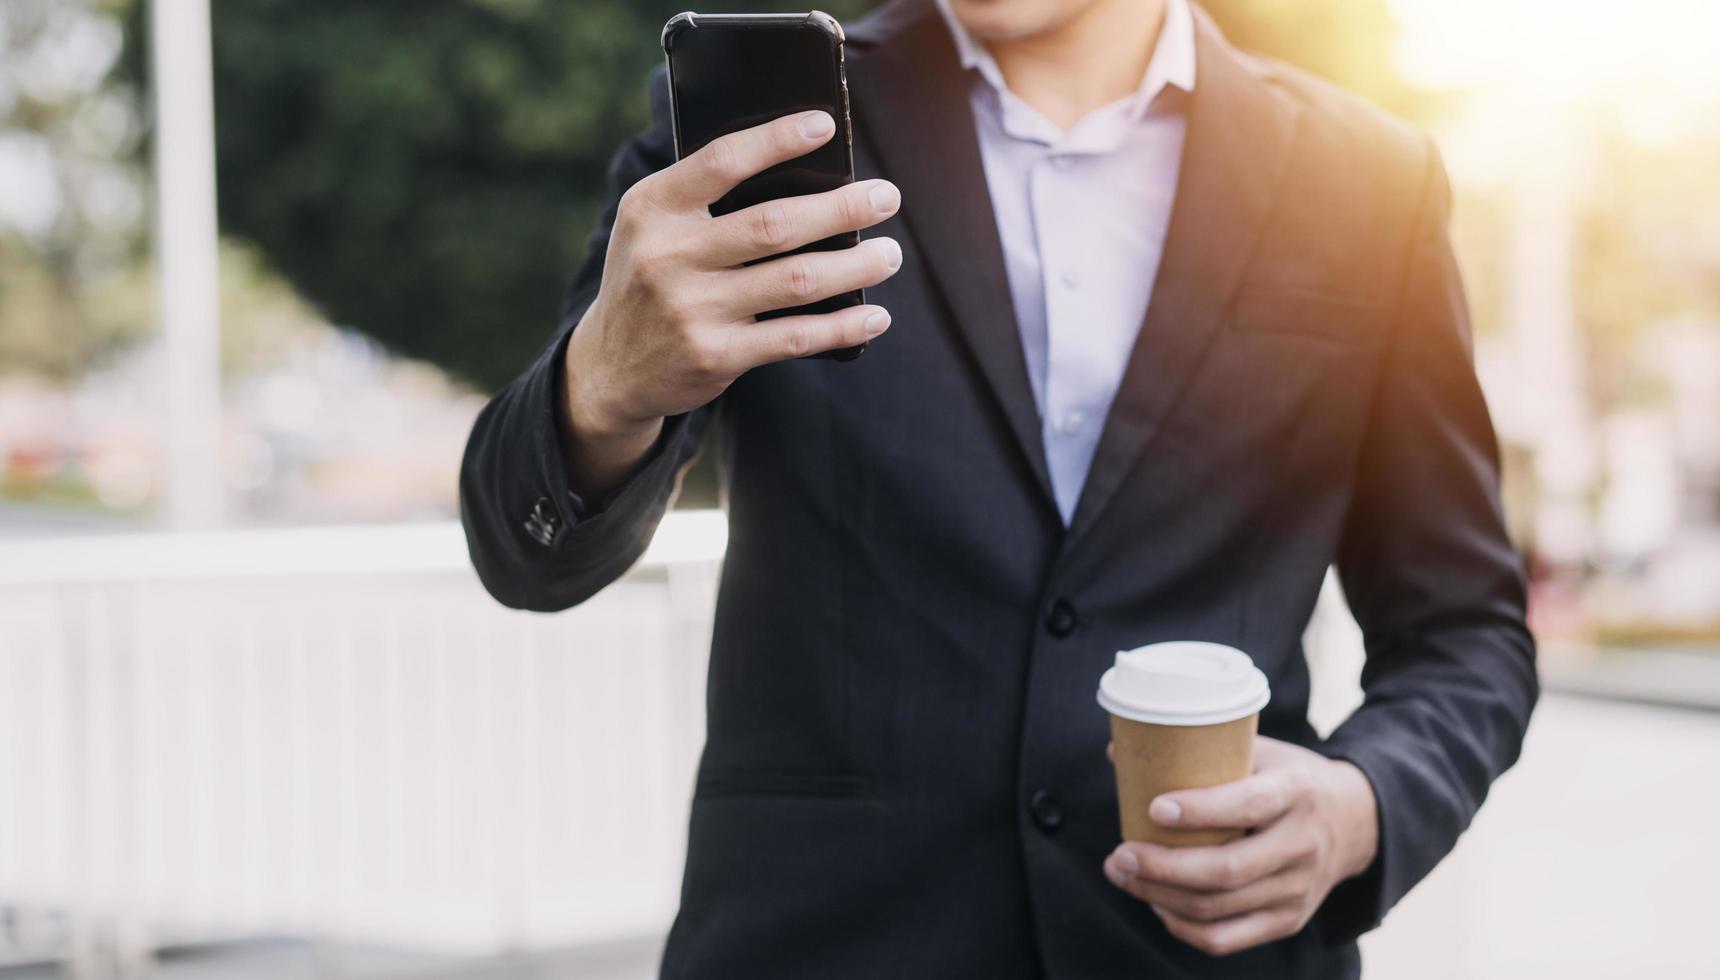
1;0;1718;977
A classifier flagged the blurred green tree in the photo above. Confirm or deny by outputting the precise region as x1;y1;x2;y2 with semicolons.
188;0;865;393
126;0;1409;393
0;0;149;381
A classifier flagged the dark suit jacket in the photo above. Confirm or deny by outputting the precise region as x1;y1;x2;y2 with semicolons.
459;2;1538;976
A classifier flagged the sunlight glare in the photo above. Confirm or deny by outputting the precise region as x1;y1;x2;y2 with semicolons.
1389;0;1720;135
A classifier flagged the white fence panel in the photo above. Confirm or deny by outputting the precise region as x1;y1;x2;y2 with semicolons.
0;515;724;969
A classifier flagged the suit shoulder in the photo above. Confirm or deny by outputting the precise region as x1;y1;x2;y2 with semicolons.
1225;50;1447;308
1246;53;1435;206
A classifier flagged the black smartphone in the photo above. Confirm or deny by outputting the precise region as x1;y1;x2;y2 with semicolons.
662;10;865;361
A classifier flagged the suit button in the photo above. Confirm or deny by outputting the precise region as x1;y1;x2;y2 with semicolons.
1044;598;1077;638
523;496;559;547
1028;790;1063;832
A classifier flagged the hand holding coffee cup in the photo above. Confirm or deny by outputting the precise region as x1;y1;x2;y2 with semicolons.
1097;641;1270;846
1097;642;1383;957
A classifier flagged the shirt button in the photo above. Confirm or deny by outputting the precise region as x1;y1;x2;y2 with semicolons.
1050;155;1073;170
1044;598;1077;638
1060;269;1079;289
1028;790;1064;832
1054;411;1084;436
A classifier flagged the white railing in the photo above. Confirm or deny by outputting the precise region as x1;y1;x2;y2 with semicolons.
0;515;1367;976
0;513;727;975
18;518;1709;980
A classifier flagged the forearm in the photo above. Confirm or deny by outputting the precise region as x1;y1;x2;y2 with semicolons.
458;319;707;612
459;329;586;611
1313;610;1537;940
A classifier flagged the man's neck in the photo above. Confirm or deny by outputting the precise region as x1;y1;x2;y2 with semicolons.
987;0;1168;131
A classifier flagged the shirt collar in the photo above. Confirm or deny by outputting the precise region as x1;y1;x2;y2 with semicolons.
934;0;1198;122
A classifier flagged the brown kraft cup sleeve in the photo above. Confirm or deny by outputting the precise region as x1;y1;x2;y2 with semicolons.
1110;712;1258;846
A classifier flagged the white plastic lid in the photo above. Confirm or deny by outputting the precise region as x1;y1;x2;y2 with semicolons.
1096;641;1271;726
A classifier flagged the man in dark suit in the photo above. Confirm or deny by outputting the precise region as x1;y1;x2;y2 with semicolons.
459;0;1538;975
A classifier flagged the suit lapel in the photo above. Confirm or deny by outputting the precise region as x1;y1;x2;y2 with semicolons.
1063;9;1302;547
847;5;1058;513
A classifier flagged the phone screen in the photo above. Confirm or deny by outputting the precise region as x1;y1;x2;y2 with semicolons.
665;18;863;349
669;23;851;219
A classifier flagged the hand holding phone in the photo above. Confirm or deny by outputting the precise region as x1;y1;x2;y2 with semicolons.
664;11;874;360
559;109;902;497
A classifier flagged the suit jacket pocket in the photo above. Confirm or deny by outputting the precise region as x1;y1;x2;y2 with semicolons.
1229;286;1384;347
695;766;876;800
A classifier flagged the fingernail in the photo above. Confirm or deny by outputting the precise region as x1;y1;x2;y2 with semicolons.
864;310;891;337
798;111;834;139
1151;798;1181;826
877;238;902;271
1149;904;1167;920
1116;849;1139;875
868;181;900;214
1104;862;1127;888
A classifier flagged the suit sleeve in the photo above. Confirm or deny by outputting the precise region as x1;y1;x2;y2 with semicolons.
1313;141;1539;942
458;68;711;612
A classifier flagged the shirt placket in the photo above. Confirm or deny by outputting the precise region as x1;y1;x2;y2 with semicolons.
1031;148;1106;523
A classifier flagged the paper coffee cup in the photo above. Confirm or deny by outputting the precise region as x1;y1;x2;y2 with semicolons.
1097;641;1271;846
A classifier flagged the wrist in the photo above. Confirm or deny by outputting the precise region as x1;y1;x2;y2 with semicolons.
558;315;663;500
564;372;654;446
1332;760;1381;880
562;310;657;445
